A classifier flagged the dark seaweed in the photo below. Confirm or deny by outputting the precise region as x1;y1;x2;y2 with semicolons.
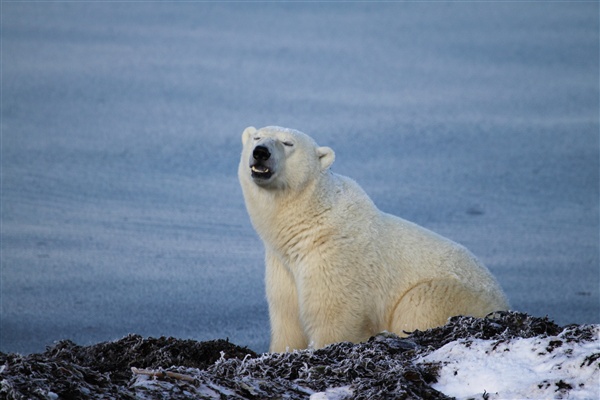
1;312;597;400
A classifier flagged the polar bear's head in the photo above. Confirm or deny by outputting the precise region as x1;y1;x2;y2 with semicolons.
239;126;335;191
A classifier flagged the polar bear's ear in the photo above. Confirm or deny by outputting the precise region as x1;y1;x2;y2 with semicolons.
317;146;335;170
242;126;257;145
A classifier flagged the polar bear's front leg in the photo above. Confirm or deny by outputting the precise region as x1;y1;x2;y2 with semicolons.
298;271;377;349
265;250;308;352
300;301;374;349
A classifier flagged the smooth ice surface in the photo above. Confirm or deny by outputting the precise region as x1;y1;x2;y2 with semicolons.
1;2;598;354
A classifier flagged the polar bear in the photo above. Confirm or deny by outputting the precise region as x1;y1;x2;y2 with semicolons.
238;126;509;352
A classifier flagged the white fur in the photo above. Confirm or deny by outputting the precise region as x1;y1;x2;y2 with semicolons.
239;126;509;352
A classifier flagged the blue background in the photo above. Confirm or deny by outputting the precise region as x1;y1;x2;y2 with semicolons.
2;2;598;354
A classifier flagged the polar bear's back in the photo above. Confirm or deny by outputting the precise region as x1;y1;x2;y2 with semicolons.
331;172;507;306
378;212;505;291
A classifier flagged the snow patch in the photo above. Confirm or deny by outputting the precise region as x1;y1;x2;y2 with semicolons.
417;326;600;399
310;385;353;400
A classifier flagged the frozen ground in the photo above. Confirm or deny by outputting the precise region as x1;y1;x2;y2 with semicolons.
418;326;599;399
1;2;598;355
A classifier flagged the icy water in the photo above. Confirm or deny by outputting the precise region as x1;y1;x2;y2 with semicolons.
1;2;598;354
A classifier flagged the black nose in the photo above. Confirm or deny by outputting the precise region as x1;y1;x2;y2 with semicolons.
253;145;271;161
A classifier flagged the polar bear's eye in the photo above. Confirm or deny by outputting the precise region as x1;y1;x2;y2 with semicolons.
282;141;294;147
253;136;261;141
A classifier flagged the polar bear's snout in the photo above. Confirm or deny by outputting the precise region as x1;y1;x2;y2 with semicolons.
250;144;275;182
253;145;271;161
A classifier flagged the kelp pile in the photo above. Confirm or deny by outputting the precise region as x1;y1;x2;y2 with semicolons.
1;312;597;399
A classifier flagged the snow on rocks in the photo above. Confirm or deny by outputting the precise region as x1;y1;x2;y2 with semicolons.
417;324;599;399
1;312;598;399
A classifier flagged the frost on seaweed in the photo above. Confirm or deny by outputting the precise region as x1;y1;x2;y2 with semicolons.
1;312;598;400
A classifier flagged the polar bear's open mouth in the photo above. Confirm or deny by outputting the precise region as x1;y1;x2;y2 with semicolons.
251;164;273;180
